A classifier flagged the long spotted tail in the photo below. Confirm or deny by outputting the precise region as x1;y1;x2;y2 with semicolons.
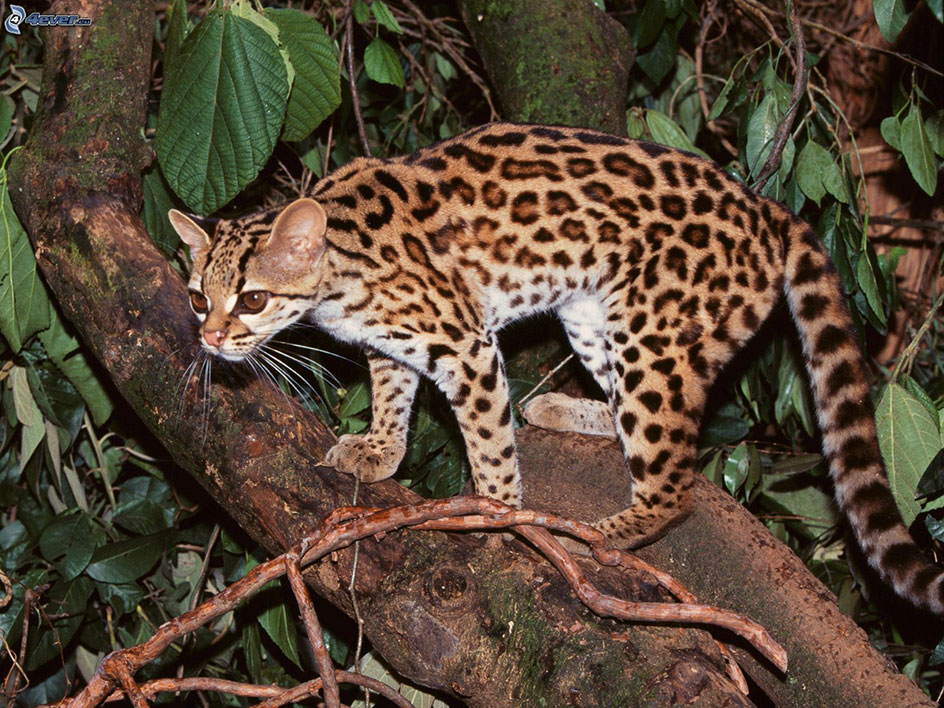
783;219;944;612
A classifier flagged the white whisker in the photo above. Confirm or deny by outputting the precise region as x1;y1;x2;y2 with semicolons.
255;348;322;411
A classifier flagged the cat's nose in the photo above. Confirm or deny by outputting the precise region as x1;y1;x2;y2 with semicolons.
203;329;227;348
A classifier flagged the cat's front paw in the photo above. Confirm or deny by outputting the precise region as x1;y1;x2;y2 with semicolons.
325;434;406;483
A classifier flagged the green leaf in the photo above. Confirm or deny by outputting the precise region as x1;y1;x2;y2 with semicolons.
363;37;404;88
0;95;14;145
265;9;341;142
96;581;145;619
873;0;910;42
12;365;45;464
86;531;167;584
644;110;708;159
880;115;901;151
771;453;823;475
113;476;176;534
701;449;725;487
257;579;302;667
875;381;944;526
38;510;101;580
928;0;943;22
700;402;750;447
900;103;939;196
634;0;666;48
856;251;886;327
928;633;944;666
796;141;828;206
746;94;780;177
916;448;944;498
0;185;51;352
141;165;181;257
353;0;370;24
155;8;290;213
372;0;403;34
759;473;839;540
38;307;113;425
723;443;750;495
353;651;451;708
163;0;189;75
707;77;734;122
926;110;944;158
26;576;93;670
635;25;676;84
338;380;371;419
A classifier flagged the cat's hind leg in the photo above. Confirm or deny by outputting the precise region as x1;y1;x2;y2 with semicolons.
524;298;617;438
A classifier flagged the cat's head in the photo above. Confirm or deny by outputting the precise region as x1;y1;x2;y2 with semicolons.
168;198;328;361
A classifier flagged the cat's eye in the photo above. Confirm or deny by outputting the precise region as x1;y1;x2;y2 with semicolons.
189;290;209;314
236;290;270;314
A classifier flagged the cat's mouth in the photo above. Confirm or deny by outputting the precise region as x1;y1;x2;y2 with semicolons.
201;334;268;363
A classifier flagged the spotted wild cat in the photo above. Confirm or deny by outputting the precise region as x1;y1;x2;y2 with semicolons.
169;122;944;612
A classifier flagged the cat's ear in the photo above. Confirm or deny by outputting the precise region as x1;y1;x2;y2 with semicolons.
266;198;327;264
168;209;212;260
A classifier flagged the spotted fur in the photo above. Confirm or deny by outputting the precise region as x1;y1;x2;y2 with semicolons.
170;122;944;613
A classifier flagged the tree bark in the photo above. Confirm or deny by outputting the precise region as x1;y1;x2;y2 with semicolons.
9;1;932;707
519;427;935;708
11;2;743;706
457;0;633;135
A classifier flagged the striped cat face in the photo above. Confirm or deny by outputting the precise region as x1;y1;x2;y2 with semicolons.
169;199;328;361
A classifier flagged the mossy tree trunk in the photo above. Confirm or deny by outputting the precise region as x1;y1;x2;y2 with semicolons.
457;0;632;134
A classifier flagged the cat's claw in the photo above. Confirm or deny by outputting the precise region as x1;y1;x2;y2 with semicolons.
324;434;405;483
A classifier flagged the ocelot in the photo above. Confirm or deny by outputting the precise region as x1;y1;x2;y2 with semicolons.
169;122;944;612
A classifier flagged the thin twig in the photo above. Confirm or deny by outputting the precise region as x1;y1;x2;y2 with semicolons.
893;291;944;381
345;3;371;156
870;215;944;233
348;478;370;707
752;2;807;188
516;354;574;412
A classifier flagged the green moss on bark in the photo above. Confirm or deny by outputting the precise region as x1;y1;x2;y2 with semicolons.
458;0;632;134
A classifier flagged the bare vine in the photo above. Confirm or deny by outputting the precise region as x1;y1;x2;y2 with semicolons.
29;497;787;708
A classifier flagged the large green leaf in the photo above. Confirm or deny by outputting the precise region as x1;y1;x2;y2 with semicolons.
875;381;944;526
156;7;290;213
0;185;51;352
265;8;341;142
163;0;189;74
900;103;939;196
86;531;168;584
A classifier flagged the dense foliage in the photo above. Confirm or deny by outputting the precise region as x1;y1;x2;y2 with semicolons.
1;0;942;704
